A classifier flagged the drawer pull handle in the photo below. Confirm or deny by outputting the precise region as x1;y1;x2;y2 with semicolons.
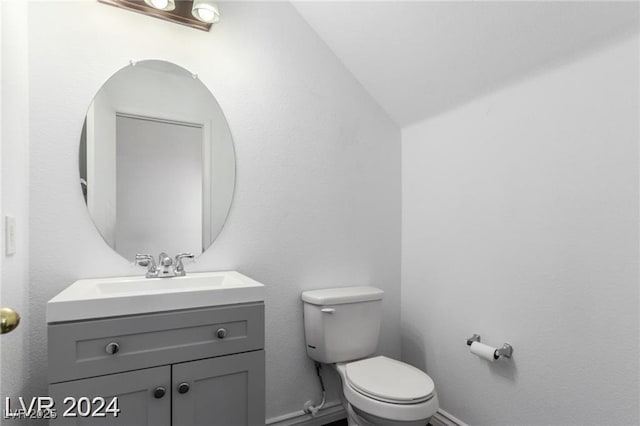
153;387;166;399
216;328;227;339
105;342;120;355
177;383;190;394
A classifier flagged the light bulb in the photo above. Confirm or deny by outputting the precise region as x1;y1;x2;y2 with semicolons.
195;8;215;22
192;0;220;23
150;0;168;9
143;0;175;11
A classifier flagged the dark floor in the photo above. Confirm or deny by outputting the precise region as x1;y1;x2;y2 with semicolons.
323;421;348;426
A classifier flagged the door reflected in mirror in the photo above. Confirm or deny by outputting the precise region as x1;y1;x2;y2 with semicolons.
79;60;235;260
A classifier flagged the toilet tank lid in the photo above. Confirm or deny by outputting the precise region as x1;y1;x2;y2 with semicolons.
301;286;384;305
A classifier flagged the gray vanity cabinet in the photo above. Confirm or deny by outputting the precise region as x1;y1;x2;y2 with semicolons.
48;303;265;426
49;366;171;426
172;351;265;426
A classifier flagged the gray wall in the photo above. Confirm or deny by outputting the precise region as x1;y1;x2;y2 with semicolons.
401;31;639;425
1;0;31;404
26;1;400;421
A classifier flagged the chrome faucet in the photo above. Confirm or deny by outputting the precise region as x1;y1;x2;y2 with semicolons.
157;252;174;277
175;253;195;276
135;252;195;278
135;254;159;278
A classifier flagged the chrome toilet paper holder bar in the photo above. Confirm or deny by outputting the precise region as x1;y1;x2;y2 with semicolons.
466;334;481;345
466;334;513;359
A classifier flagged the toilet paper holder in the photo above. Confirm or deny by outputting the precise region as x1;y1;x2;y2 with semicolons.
466;334;513;359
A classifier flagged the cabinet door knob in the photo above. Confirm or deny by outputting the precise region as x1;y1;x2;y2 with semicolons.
153;387;166;399
216;328;227;339
177;383;190;394
105;342;120;355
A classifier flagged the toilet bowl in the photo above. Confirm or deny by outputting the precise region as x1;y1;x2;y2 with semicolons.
334;356;439;426
301;286;439;426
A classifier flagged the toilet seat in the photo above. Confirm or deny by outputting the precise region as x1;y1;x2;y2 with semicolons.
334;358;439;423
345;356;435;404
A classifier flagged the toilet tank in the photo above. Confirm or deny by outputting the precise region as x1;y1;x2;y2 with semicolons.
301;286;384;363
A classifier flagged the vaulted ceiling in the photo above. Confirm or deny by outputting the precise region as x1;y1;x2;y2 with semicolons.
292;1;639;127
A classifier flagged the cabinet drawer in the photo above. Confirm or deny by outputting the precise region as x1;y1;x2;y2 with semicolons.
48;303;264;383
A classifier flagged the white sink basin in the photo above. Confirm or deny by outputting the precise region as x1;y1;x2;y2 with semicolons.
47;271;265;323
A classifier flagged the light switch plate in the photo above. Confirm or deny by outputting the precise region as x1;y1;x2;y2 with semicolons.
5;216;16;256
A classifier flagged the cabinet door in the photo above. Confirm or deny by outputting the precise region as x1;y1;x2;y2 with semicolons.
49;366;171;426
172;350;265;426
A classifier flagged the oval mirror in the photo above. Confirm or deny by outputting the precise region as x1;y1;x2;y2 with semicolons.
79;60;235;260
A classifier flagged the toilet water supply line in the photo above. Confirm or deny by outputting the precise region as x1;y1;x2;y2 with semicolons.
303;362;326;416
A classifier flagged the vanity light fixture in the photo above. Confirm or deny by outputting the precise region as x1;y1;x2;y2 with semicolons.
192;0;220;23
143;0;175;11
98;0;218;32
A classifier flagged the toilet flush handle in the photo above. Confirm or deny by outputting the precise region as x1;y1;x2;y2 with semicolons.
321;307;335;314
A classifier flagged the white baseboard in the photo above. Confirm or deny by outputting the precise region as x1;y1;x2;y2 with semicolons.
266;402;346;426
431;409;468;426
266;405;465;426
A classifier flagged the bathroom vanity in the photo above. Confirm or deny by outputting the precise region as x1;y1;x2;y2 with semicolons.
47;271;265;425
48;59;261;424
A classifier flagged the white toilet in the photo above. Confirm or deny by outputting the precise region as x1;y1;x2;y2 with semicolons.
301;286;439;426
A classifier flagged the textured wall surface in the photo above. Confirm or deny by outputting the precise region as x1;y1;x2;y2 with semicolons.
1;0;31;401
401;31;639;425
27;1;400;420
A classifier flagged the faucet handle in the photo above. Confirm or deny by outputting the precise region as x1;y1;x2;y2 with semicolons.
135;253;153;266
174;253;195;276
135;254;158;278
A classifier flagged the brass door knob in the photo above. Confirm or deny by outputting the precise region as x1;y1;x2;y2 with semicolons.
0;307;20;334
